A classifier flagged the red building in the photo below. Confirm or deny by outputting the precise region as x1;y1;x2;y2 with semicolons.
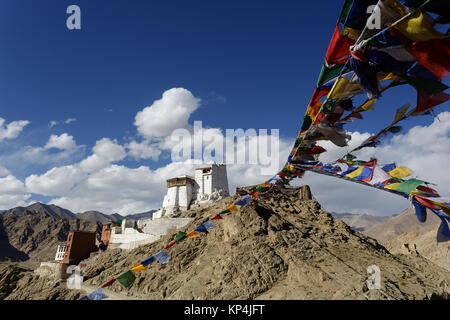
62;231;97;265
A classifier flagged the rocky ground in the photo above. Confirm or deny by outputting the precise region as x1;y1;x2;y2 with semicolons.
2;185;449;300
78;186;449;300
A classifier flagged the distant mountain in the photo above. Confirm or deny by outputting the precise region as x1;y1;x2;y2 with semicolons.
330;212;390;232
76;211;122;224
365;208;441;243
125;210;157;220
0;203;77;220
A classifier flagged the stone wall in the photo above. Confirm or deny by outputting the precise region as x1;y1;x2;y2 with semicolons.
34;262;69;280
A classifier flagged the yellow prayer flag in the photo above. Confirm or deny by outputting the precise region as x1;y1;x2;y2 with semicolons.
286;165;294;171
345;167;364;179
131;263;147;273
354;99;376;113
328;77;350;100
396;10;446;42
388;166;413;178
379;73;397;81
384;183;401;190
393;104;409;123
261;182;271;188
341;27;361;41
228;204;238;212
186;230;199;238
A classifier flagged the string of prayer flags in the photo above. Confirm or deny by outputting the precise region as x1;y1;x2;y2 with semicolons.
116;270;136;288
154;249;171;264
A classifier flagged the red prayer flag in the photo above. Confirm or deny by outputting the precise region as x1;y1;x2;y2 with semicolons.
392;29;450;80
164;241;178;250
325;24;355;65
309;87;331;107
305;145;327;155
211;214;223;220
413;90;450;116
101;278;116;288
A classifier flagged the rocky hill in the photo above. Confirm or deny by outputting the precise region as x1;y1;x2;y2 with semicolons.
76;211;120;224
0;203;78;220
365;208;441;243
331;212;390;232
77;186;449;300
125;210;157;220
0;212;101;269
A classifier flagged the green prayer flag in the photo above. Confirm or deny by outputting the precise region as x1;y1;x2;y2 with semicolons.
175;231;187;242
116;270;135;288
403;76;448;95
396;178;425;195
301;115;312;131
317;62;344;87
220;209;231;214
344;154;356;162
338;0;353;25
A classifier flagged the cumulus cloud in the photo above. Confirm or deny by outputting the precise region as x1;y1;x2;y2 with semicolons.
49;118;77;128
45;133;77;150
0;118;30;142
0;175;31;209
134;88;201;138
65;118;77;124
126;140;162;161
79;138;126;173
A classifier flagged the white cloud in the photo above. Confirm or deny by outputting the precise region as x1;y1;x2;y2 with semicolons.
0;118;30;142
45;133;77;150
49;121;58;128
126;140;162;161
79;138;126;173
134;88;201;138
25;165;86;196
0;175;31;209
65;118;77;124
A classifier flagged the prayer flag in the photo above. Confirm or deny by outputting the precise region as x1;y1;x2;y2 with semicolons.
131;263;147;273
387;166;413;178
154;249;171;264
141;256;156;267
83;288;108;300
395;178;425;195
164;241;177;250
116;270;136;288
101;278;116;289
203;220;215;230
195;224;208;234
175;231;187;242
228;204;238;211
186;230;200;238
211;214;223;220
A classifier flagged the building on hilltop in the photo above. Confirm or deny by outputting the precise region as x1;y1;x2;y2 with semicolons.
156;163;229;217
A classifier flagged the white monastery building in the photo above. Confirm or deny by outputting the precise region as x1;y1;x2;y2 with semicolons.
108;163;230;250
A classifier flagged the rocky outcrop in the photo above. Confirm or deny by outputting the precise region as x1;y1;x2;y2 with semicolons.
0;264;81;300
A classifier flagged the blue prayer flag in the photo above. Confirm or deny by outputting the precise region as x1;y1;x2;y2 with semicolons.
141;256;156;267
203;220;215;230
84;288;108;300
195;224;208;234
382;163;396;172
154;249;170;264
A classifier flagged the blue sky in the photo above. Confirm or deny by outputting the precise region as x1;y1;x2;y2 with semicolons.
0;0;448;215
